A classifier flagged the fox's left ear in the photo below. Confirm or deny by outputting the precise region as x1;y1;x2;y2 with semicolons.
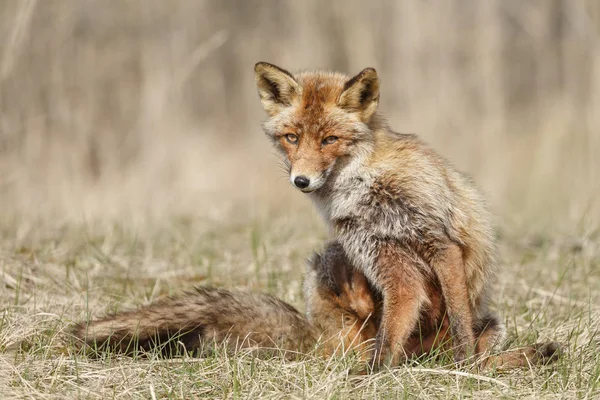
254;62;301;116
338;67;380;123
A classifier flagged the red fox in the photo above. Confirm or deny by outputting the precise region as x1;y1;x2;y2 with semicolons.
72;242;560;370
70;62;562;371
253;62;557;367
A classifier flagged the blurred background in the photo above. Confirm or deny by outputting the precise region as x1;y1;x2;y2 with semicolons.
0;0;598;234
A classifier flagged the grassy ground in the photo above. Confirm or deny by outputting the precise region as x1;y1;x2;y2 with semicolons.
0;201;598;399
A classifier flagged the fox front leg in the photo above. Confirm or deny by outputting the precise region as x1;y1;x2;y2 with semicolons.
369;246;428;369
430;242;476;363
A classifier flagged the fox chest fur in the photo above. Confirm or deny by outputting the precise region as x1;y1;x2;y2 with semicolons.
309;135;462;289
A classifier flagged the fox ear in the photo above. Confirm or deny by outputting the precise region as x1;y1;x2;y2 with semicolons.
338;67;380;123
254;62;301;116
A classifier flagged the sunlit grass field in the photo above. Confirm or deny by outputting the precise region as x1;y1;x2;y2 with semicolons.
1;201;598;398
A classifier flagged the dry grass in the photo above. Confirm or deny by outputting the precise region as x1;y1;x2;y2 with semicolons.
1;216;599;399
0;1;599;398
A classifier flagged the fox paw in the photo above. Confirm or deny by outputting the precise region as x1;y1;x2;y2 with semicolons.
533;341;564;364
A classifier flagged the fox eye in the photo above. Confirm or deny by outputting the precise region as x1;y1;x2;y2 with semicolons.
284;134;298;144
322;136;338;145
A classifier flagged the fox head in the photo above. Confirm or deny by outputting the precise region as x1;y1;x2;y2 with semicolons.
254;62;381;193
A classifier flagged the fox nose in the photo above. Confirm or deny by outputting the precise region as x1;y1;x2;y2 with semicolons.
293;176;310;189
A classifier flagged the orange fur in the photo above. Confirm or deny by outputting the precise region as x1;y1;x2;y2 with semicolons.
254;62;557;368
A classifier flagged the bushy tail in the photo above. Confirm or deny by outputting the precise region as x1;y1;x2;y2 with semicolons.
71;287;318;357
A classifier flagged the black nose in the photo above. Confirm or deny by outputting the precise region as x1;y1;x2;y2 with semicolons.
294;176;310;189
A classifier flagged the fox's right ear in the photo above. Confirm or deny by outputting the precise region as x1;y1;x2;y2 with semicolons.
254;62;301;116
